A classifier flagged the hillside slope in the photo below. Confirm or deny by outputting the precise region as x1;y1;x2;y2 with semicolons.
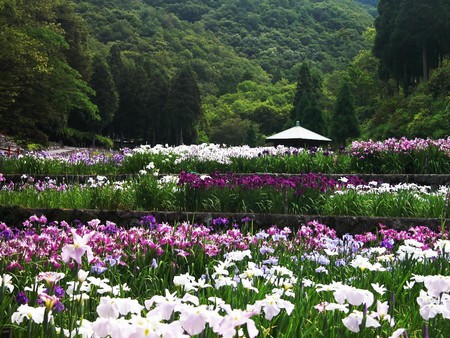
75;0;375;82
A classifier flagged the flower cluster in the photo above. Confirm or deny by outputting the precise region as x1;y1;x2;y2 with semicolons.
178;171;365;194
350;137;450;156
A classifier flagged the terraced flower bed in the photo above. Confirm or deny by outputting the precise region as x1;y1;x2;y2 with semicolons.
1;138;449;337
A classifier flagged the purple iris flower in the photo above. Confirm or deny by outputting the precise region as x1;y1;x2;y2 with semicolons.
15;291;28;305
53;301;65;313
91;264;108;275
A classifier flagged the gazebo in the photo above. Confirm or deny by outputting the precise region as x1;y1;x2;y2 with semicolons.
265;121;332;148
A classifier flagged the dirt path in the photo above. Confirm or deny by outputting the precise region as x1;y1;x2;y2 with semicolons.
44;146;85;156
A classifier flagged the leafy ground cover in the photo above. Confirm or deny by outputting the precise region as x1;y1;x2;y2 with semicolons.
1;215;450;337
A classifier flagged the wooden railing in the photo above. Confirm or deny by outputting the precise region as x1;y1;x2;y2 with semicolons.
0;146;22;156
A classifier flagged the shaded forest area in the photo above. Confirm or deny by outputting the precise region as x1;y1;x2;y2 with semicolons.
0;0;449;148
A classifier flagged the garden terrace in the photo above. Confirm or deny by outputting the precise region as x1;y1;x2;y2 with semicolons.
1;138;450;337
0;173;449;219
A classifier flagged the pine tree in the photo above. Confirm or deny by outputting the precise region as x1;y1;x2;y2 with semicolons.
164;66;202;145
374;0;450;88
143;62;169;145
89;55;119;145
302;98;327;136
291;63;327;135
330;80;360;146
245;123;257;146
291;63;314;122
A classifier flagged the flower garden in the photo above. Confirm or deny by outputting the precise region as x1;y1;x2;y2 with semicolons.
1;138;450;337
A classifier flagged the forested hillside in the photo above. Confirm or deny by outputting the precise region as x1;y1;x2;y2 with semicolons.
146;0;374;78
0;0;448;147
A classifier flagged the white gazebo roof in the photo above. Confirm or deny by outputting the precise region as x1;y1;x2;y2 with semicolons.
266;121;331;142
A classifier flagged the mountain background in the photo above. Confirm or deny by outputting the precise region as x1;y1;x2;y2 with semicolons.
0;0;449;147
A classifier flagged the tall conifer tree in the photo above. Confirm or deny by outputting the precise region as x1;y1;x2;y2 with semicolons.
330;80;360;145
89;55;118;144
291;63;327;135
374;0;450;87
165;66;202;145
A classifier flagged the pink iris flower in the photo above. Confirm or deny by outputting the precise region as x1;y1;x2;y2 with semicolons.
61;229;95;265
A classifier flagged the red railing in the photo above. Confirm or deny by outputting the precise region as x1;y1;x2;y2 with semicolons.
0;146;22;156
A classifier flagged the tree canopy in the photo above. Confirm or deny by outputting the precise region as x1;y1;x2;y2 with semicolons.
374;0;450;88
1;0;449;146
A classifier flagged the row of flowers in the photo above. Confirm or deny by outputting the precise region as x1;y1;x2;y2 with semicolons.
1;172;449;218
2;137;450;175
1;215;449;337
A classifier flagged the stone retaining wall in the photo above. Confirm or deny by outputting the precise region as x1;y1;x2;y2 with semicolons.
1;206;447;236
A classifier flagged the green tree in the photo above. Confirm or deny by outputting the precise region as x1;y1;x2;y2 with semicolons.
291;63;327;135
210;117;251;146
0;0;97;144
88;55;119;145
115;62;149;141
251;105;285;136
330;80;360;145
165;66;202;145
55;1;91;80
244;123;258;146
374;0;450;88
144;63;169;145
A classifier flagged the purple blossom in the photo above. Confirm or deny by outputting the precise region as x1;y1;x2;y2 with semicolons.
380;238;395;250
104;255;122;267
53;285;65;298
53;301;65;313
15;291;28;305
212;217;229;226
102;222;119;235
91;264;108;275
151;258;158;269
262;257;278;265
140;214;157;229
178;171;366;194
335;259;347;267
260;246;275;255
255;231;270;239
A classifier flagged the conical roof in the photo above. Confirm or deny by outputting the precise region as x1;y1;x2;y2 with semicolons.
266;121;331;142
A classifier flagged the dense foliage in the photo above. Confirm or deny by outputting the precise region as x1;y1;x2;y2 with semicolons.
0;0;449;146
0;0;98;145
374;0;450;86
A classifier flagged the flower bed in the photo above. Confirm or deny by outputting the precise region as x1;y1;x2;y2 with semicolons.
1;137;450;175
1;215;450;337
1;138;449;337
1;173;448;219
